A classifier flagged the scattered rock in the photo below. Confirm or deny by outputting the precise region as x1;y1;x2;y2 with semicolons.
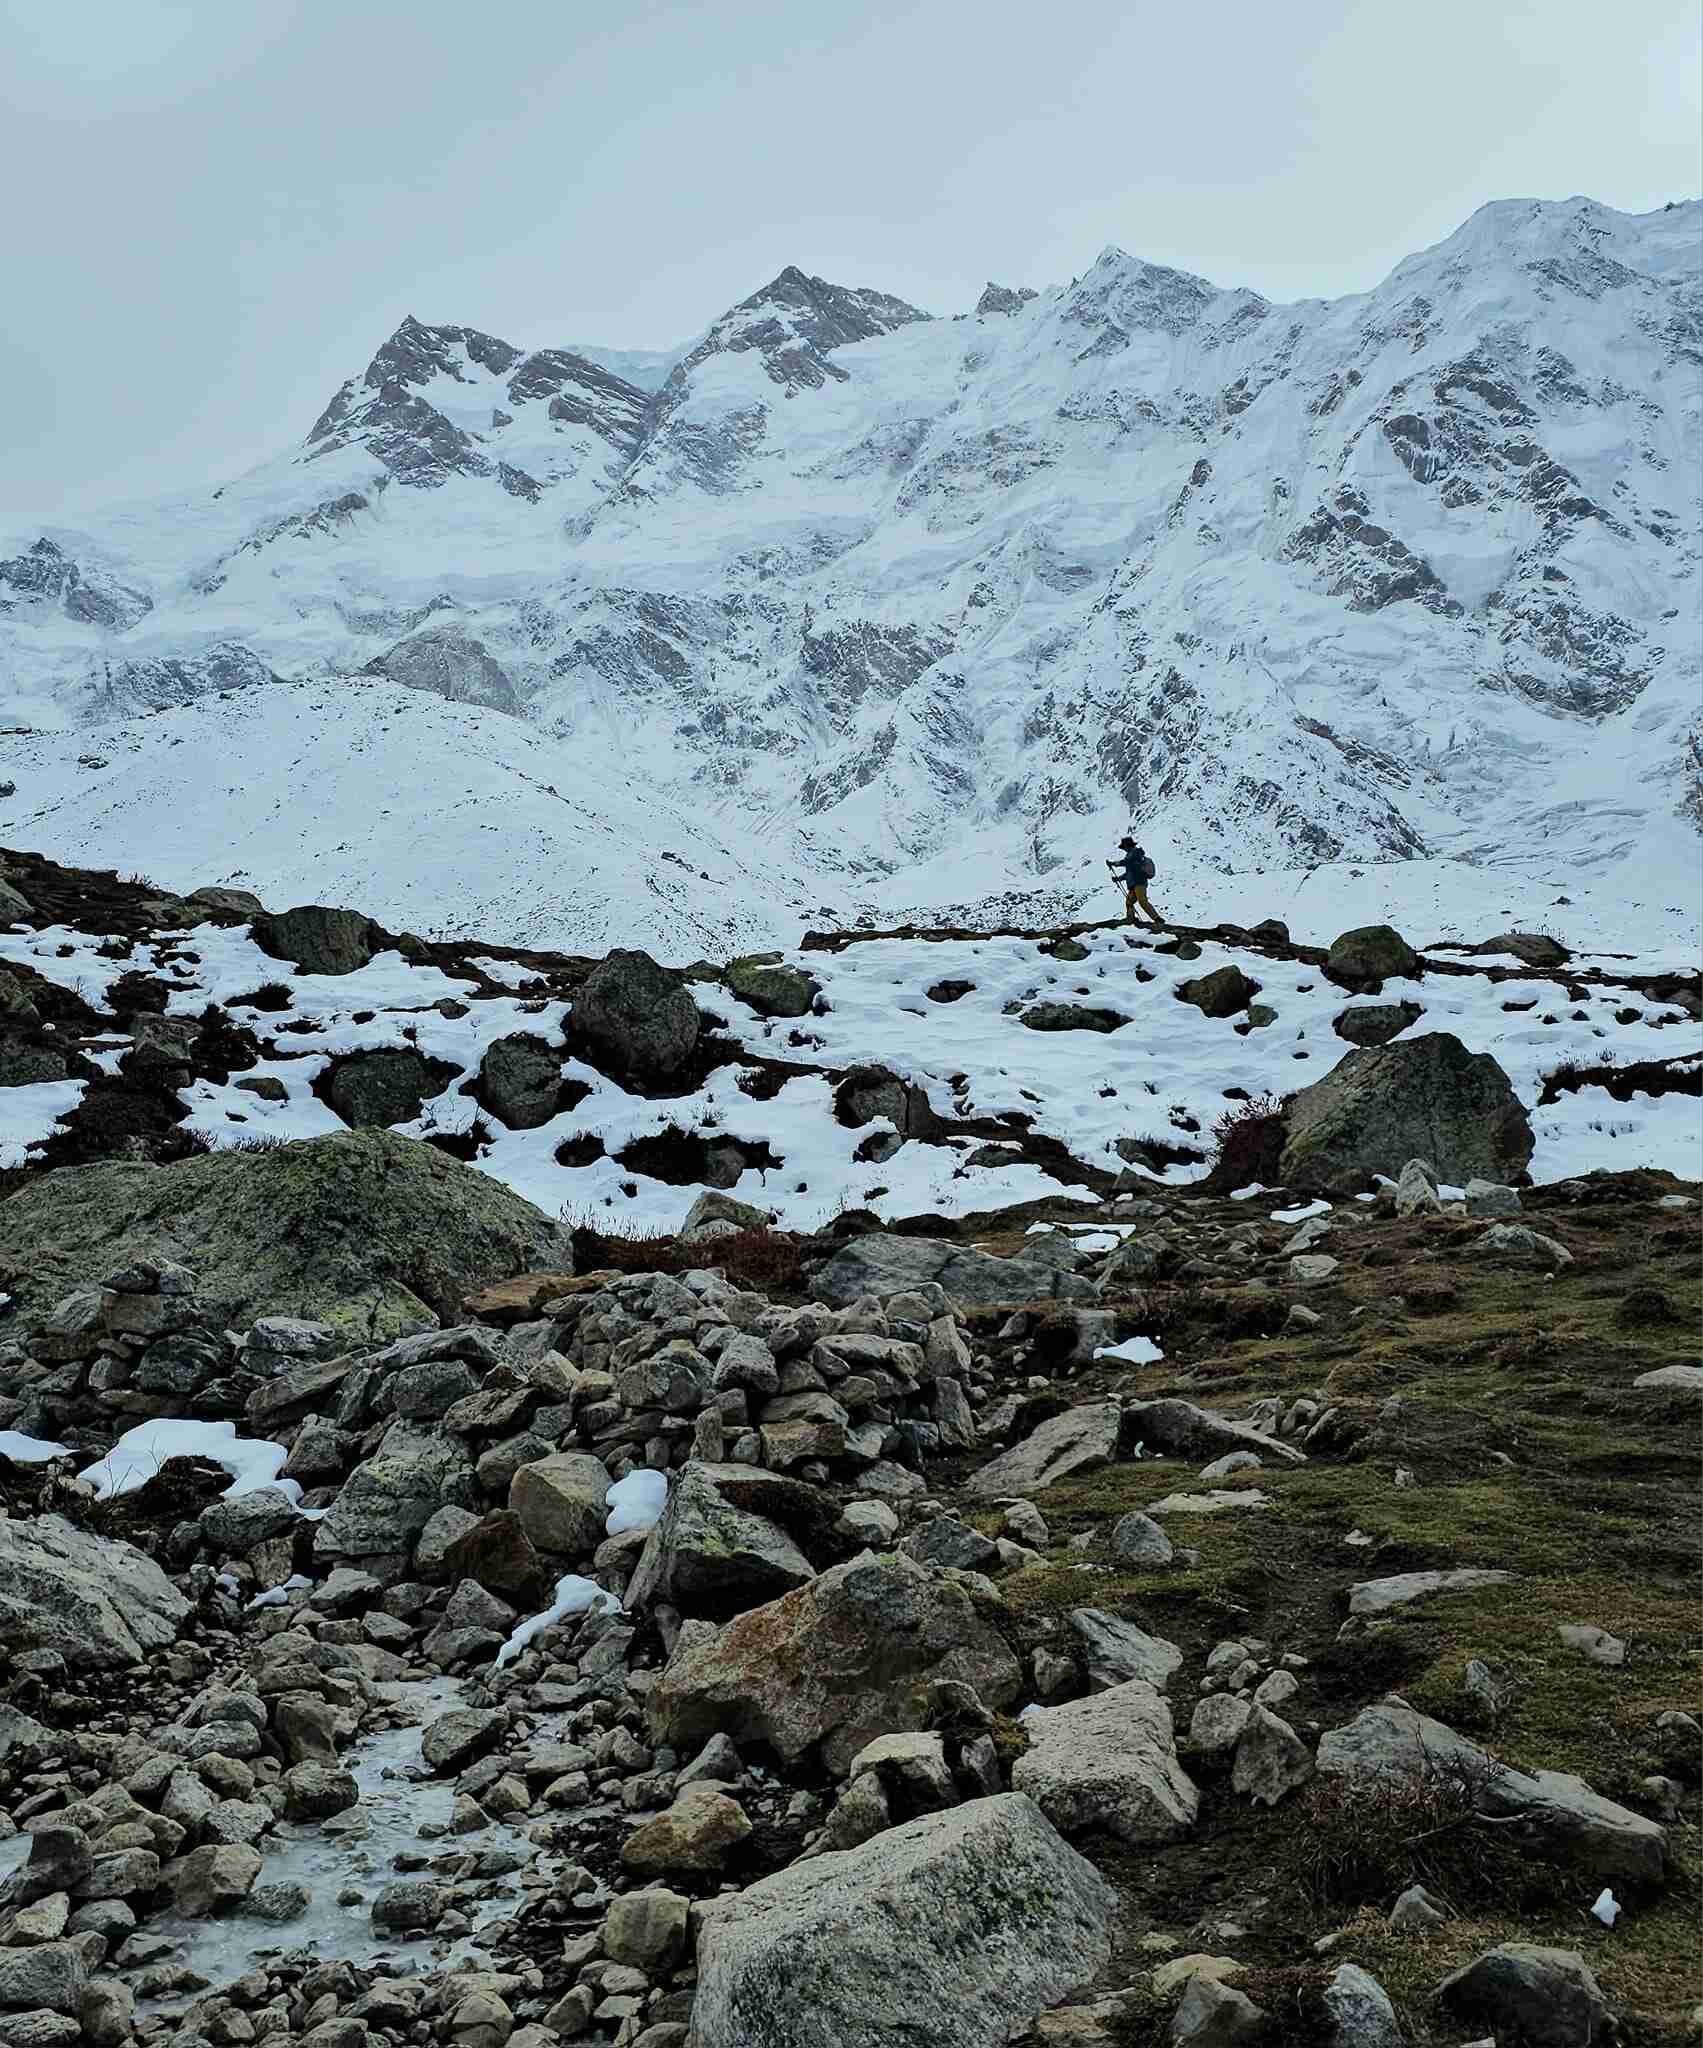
1436;1943;1611;2048
1011;1681;1198;1844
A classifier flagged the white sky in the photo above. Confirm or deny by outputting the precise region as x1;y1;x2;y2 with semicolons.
1;0;1698;528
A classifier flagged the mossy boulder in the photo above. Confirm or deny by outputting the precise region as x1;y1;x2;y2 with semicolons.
476;1032;564;1130
725;956;820;1020
1323;924;1422;992
251;904;379;976
571;949;700;1085
326;1048;458;1128
1280;1032;1534;1190
0;1129;571;1340
1175;965;1261;1018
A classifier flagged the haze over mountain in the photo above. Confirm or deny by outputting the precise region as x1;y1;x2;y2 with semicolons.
1;194;1697;953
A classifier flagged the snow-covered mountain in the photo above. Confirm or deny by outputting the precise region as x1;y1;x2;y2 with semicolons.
2;197;1698;950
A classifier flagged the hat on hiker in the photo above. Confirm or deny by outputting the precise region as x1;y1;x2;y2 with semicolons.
1118;836;1136;848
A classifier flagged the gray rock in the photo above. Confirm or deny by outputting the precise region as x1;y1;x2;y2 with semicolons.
0;1515;189;1669
1393;1157;1442;1215
964;1402;1120;1497
623;1461;816;1619
1123;1398;1306;1467
1323;925;1421;991
1332;1000;1424;1048
810;1233;1096;1309
1186;1695;1253;1756
1463;1177;1522;1216
316;1425;477;1559
1632;1364;1703;1399
1321;1962;1401;2048
647;1550;1022;1776
1389;1882;1448;1932
1069;1608;1182;1693
421;1708;507;1774
1280;1033;1533;1188
174;1843;263;1917
1175;965;1261;1018
1436;1943;1610;2048
1231;1705;1314;1806
1315;1700;1664;1884
251;903;376;975
1343;1569;1515;1625
725;957;820;1019
602;1886;690;1972
1558;1623;1625;1667
1465;1222;1573;1265
0;1941;89;2015
508;1452;612;1555
1012;1681;1198;1844
690;1793;1115;2048
0;1128;570;1340
1110;1511;1174;1566
327;1046;457;1128
1169;1973;1266;2044
199;1488;301;1555
476;1032;563;1129
900;1516;998;1572
570;950;699;1085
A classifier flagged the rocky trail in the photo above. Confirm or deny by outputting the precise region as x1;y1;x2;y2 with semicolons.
0;847;1697;2048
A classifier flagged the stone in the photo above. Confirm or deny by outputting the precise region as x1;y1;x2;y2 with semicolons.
251;903;376;975
603;1886;690;1971
316;1425;477;1559
1463;1177;1522;1216
174;1844;263;1918
421;1708;507;1774
1633;1364;1703;1399
476;1032;563;1129
1320;1963;1400;2048
810;1234;1095;1309
1109;1512;1173;1566
372;1880;448;1931
570;950;699;1085
1436;1943;1610;2048
1316;1701;1664;1884
725;957;820;1019
0;1942;89;2015
1069;1609;1182;1692
1175;966;1261;1018
1332;1001;1424;1047
1230;1705;1314;1806
199;1489;301;1555
1186;1695;1253;1756
0;1129;571;1339
621;1785;751;1874
682;1190;773;1237
80;1979;136;2048
1343;1569;1515;1624
1464;1222;1573;1264
1169;1974;1266;2044
508;1452;611;1555
689;1794;1115;2048
1483;931;1570;967
1020;1002;1130;1033
1289;1253;1339;1286
964;1402;1120;1497
1012;1681;1198;1844
1324;925;1421;991
647;1551;1022;1776
622;1462;816;1620
283;1762;359;1820
900;1516;998;1572
1389;1882;1448;1932
327;1047;457;1127
1393;1157;1442;1215
1147;1490;1271;1517
1280;1033;1533;1189
0;1516;189;1669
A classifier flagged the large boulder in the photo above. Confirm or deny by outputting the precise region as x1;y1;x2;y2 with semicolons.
1436;1944;1609;2048
569;950;699;1086
1323;925;1422;991
0;1515;190;1669
1332;1000;1424;1047
1175;965;1261;1018
1316;1700;1664;1885
725;956;820;1019
1011;1681;1198;1843
326;1048;457;1128
1279;1033;1533;1189
623;1461;816;1620
647;1551;1022;1775
964;1402;1120;1497
689;1793;1115;2048
251;904;378;976
476;1033;563;1130
811;1234;1095;1309
315;1425;478;1561
508;1452;612;1556
0;1129;572;1338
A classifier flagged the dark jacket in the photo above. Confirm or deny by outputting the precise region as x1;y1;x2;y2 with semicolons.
1119;846;1149;887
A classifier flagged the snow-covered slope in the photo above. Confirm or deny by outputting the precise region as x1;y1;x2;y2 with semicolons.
2;199;1698;944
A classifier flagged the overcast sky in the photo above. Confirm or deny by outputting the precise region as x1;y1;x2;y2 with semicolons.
2;0;1698;530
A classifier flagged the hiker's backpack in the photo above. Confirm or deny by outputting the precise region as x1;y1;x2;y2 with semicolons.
1137;850;1157;882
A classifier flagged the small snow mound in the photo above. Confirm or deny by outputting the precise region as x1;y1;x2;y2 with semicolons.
79;1418;303;1504
605;1468;669;1536
494;1573;620;1669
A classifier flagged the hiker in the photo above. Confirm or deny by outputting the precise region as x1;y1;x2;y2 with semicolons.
1108;835;1163;927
